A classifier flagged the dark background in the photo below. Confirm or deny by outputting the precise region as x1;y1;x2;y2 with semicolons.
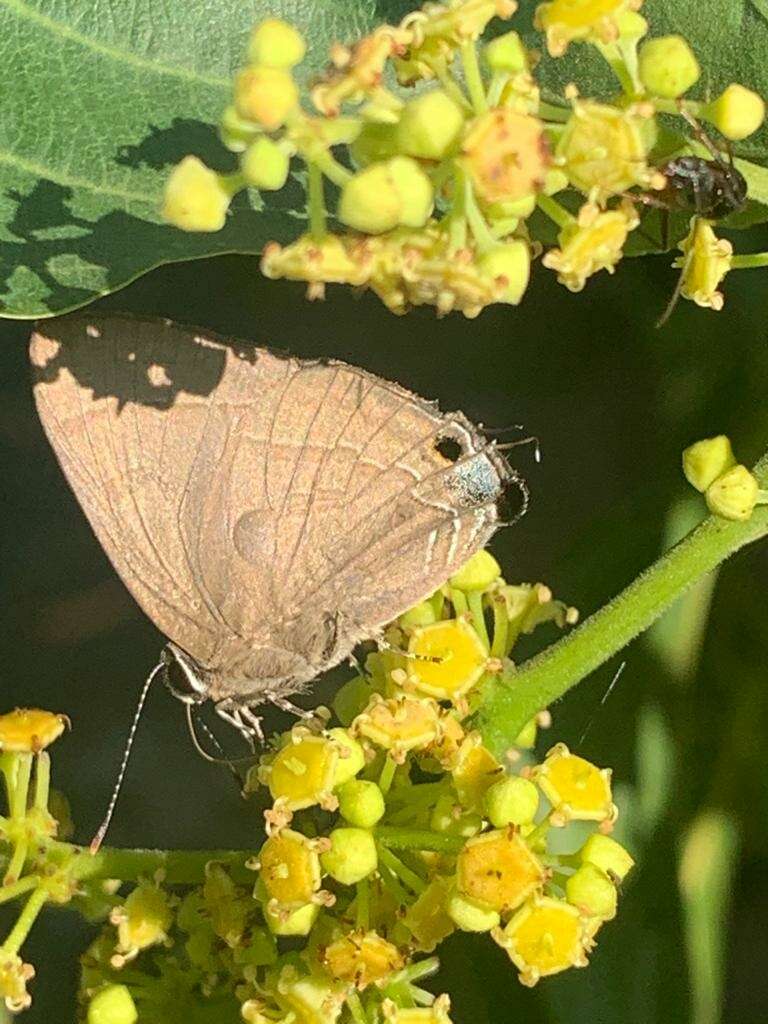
1;240;767;1023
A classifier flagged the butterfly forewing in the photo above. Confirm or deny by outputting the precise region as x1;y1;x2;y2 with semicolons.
30;313;513;706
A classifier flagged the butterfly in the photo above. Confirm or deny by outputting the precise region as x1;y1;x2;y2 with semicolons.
30;313;521;742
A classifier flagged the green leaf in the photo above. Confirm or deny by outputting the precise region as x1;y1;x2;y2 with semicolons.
0;0;400;319
3;0;768;318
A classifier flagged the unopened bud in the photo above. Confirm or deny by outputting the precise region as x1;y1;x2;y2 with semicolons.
703;84;766;141
337;779;386;828
682;435;736;492
321;827;378;885
248;19;306;69
484;31;528;73
705;465;759;521
87;985;138;1024
234;66;298;130
450;550;501;591
566;863;617;920
448;892;500;932
397;89;466;160
484;776;539;828
638;36;700;98
580;833;635;880
477;242;531;305
241;137;290;190
162;157;233;232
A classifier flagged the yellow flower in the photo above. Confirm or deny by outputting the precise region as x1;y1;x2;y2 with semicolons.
535;0;643;57
382;994;453;1024
261;234;371;295
533;743;616;823
323;930;405;988
353;695;440;757
493;896;588;985
557;102;653;201
462;109;549;203
277;970;346;1024
110;883;173;965
258;829;322;908
261;731;340;810
674;218;733;312
407;619;488;701
457;828;545;913
403;876;456;951
451;732;503;810
0;955;34;1013
542;201;639;292
0;708;68;752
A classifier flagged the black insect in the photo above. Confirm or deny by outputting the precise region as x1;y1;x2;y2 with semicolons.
641;112;748;326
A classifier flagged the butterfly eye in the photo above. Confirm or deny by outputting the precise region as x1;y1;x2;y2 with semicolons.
162;644;208;704
434;435;464;462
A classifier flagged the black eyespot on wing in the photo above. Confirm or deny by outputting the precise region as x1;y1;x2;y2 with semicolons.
495;475;528;524
435;436;463;462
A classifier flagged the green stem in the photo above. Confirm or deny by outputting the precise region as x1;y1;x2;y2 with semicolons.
466;590;491;651
434;63;473;113
464;184;497;257
378;756;397;796
460;41;488;114
487;71;509;108
536;195;575;230
307;161;327;241
0;876;40;906
731;253;768;270
347;990;369;1024
538;100;571;123
490;596;509;659
50;843;257;885
476;453;768;756
3;840;28;886
312;152;352;188
376;827;465;854
0;886;47;956
594;41;637;96
377;846;427;894
355;877;370;930
33;753;50;812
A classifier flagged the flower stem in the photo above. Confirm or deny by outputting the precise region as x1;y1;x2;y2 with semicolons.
376;827;464;854
460;41;488;114
0;876;40;906
57;843;257;885
536;195;574;230
0;886;47;956
307;161;327;241
731;253;768;270
476;452;768;756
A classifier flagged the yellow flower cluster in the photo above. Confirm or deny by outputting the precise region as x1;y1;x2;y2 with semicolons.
162;0;765;321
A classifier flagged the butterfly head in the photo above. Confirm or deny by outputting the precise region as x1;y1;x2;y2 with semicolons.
162;643;209;705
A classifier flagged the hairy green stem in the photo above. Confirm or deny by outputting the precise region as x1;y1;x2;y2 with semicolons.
476;453;768;756
375;828;464;854
731;253;768;270
54;843;257;885
307;161;327;241
536;194;574;230
460;41;488;114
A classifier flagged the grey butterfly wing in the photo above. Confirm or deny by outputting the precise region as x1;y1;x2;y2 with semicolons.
29;313;280;669
30;313;513;701
253;359;510;639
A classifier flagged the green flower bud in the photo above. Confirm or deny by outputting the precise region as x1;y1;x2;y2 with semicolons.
450;550;501;591
264;900;319;936
484;31;528;73
638;36;700;98
705;465;759;521
339;163;401;234
566;863;617;920
333;675;375;726
703;84;766;141
337;779;386;828
248;18;306;69
162;156;233;232
615;11;649;39
682;435;737;492
87;985;138;1024
220;105;261;153
339;158;433;233
397;89;465;160
388;156;434;227
430;793;483;837
486;195;537;221
478;242;531;305
484;776;539;828
543;167;569;196
328;728;366;787
399;599;439;629
351;122;400;167
241;137;290;190
514;717;538;749
234;66;298;131
447;892;500;932
321;827;378;885
580;833;635;881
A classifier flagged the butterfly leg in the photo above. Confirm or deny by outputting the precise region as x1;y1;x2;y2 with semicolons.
267;693;315;720
215;703;262;750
